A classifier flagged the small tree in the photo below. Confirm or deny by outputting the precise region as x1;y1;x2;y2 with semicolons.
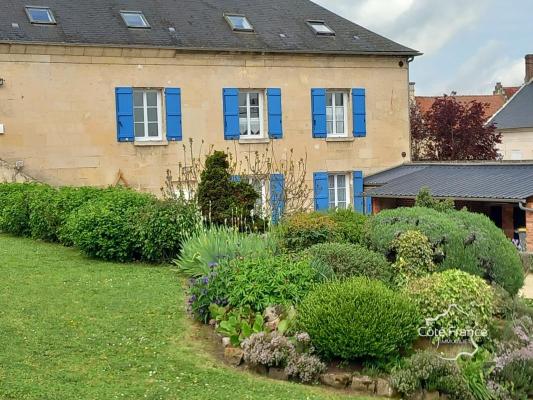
196;151;259;228
415;187;455;212
411;95;502;161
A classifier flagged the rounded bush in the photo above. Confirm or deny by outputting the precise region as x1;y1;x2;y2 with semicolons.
392;230;437;283
364;207;524;295
65;189;154;262
278;212;341;252
406;270;494;343
298;277;420;360
327;209;367;244
306;242;393;283
0;183;48;237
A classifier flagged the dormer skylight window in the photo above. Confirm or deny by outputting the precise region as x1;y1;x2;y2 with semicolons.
225;14;254;32
120;11;150;29
25;6;56;25
307;20;335;36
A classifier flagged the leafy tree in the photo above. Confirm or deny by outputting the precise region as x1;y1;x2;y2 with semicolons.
415;187;455;212
411;95;502;161
197;151;259;228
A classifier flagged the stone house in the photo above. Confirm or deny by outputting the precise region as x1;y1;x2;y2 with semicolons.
0;0;418;216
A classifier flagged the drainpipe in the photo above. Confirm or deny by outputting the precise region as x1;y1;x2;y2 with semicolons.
519;202;533;212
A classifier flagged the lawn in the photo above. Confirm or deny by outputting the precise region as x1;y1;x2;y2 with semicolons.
0;234;361;400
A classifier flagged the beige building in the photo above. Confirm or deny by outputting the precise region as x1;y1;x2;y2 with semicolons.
0;0;419;215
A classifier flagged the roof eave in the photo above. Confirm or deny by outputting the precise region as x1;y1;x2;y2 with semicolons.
365;193;527;203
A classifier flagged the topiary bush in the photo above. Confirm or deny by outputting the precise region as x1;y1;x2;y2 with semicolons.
364;207;524;295
306;242;393;283
64;189;155;262
392;230;437;284
406;270;494;343
277;212;341;252
326;208;367;244
297;277;420;361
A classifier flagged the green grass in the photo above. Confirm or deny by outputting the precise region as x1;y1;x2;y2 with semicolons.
0;234;363;400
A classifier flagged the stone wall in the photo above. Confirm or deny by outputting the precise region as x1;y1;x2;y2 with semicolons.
0;159;34;183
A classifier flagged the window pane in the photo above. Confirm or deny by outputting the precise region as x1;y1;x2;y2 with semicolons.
249;93;259;106
337;188;346;202
326;93;333;106
227;15;253;31
250;119;260;135
134;123;145;137
337;202;347;209
122;12;149;28
337;175;346;188
27;8;54;23
329;189;335;201
329;202;336;210
336;121;344;134
335;106;344;121
328;175;335;189
146;92;158;107
240;119;248;136
239;93;247;107
250;107;259;118
134;108;144;123
327;121;334;134
134;91;144;107
148;123;159;137
335;93;344;106
147;108;158;122
326;106;333;121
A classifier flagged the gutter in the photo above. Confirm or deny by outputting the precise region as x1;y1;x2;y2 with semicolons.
365;193;526;204
519;202;533;212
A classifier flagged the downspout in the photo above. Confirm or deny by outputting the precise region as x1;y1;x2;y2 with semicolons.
519;202;533;212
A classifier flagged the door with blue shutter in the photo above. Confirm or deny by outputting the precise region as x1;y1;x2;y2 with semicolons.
352;88;366;137
313;172;329;211
115;87;134;142
270;174;285;224
165;88;182;141
223;88;240;140
267;88;283;139
353;171;364;213
311;89;327;138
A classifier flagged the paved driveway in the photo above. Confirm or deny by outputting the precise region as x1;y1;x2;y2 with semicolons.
522;274;533;299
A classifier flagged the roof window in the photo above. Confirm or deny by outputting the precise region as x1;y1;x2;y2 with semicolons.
25;6;56;24
225;14;254;32
120;11;150;29
307;20;335;36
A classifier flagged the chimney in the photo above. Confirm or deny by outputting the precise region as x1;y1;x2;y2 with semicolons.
409;82;416;104
526;54;533;83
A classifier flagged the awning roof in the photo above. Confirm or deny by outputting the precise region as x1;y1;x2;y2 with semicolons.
365;162;533;202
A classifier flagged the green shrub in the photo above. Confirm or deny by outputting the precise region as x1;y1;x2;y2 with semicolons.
391;351;473;400
0;183;49;236
406;270;494;343
519;252;533;274
327;209;367;244
392;230;437;284
298;277;420;360
365;207;524;295
278;212;341;252
306;242;393;283
136;200;201;262
65;189;154;262
188;266;230;322
176;227;276;277
458;350;495;400
415;187;455;212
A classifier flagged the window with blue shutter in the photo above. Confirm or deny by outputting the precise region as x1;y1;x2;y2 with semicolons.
313;172;329;211
352;88;366;137
311;89;327;138
115;87;134;142
223;88;240;140
353;171;364;214
270;174;285;224
267;88;283;139
165;88;182;141
231;175;241;183
365;196;373;215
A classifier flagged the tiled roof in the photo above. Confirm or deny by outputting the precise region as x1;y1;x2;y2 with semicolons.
489;82;533;130
416;95;507;120
503;86;520;98
0;0;420;56
366;162;533;202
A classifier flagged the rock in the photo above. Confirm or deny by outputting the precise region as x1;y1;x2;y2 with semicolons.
224;347;244;366
320;373;352;388
245;363;268;375
375;378;395;397
264;306;280;331
424;391;440;400
269;367;289;381
209;319;217;326
350;375;375;393
221;337;231;347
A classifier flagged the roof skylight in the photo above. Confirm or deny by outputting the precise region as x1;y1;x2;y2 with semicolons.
120;11;150;29
225;14;254;32
307;20;335;36
25;6;56;25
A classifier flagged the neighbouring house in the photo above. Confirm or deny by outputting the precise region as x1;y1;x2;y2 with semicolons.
488;55;533;161
0;0;419;217
365;162;533;250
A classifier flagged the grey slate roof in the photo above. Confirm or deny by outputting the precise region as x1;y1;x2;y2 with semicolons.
0;0;420;56
489;81;533;129
365;163;533;202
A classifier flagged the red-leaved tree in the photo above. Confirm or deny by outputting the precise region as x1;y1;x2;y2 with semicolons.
411;95;502;161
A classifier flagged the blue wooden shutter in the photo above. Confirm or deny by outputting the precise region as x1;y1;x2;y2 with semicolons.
115;87;134;142
311;89;327;138
267;88;283;139
231;175;241;183
223;88;240;140
352;88;366;137
313;172;329;211
365;196;373;215
353;171;364;213
270;174;285;224
165;88;182;141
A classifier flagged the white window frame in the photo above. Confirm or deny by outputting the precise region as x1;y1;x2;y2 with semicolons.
244;175;267;217
224;14;255;32
328;173;350;210
120;11;150;29
326;91;349;138
239;91;265;140
133;89;163;142
25;6;56;25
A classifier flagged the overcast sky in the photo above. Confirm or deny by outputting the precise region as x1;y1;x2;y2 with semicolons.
314;0;533;96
